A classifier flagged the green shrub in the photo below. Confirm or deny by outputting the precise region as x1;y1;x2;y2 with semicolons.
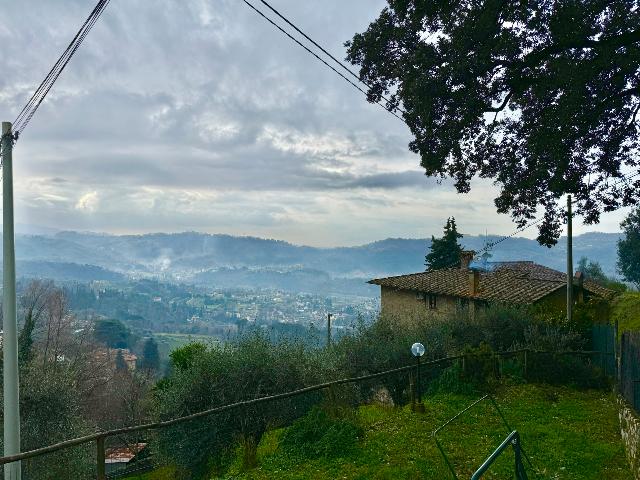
427;362;476;395
526;351;609;389
153;333;323;477
280;407;362;459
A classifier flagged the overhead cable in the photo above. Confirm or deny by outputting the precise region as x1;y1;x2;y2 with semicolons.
12;0;112;139
256;0;407;116
240;0;406;123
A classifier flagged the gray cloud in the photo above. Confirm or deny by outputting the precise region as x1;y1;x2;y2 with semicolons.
0;0;625;245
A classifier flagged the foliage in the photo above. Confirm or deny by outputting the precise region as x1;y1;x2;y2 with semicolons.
168;342;207;371
459;343;500;390
611;291;640;333
577;256;627;292
153;333;322;478
18;309;36;365
425;217;463;270
115;349;129;372
0;365;94;480
93;318;132;349
140;337;160;372
279;407;362;459
618;207;640;289
346;1;640;246
222;384;630;479
331;315;447;405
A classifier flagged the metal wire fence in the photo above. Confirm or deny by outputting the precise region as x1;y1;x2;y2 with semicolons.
620;331;640;413
0;349;606;480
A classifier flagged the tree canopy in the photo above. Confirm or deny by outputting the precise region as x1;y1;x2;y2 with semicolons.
425;217;463;270
93;318;131;349
140;337;160;372
346;0;640;246
618;208;640;289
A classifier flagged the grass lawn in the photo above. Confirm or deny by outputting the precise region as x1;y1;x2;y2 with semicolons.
611;291;640;333
217;383;630;480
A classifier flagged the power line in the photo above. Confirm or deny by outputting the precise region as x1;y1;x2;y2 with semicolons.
12;0;112;139
571;170;640;205
255;0;407;116
240;0;406;124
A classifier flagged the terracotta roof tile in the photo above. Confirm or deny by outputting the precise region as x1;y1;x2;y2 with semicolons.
369;262;615;304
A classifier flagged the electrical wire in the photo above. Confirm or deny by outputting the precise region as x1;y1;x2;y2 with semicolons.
240;0;406;124
255;0;407;116
12;0;112;138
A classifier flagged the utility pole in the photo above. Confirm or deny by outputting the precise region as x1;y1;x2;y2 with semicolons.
327;313;332;347
567;195;573;326
2;122;21;480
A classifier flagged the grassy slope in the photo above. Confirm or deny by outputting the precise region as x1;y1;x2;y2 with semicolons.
220;384;629;480
611;292;640;333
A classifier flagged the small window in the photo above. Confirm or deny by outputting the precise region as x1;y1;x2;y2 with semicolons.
428;295;437;310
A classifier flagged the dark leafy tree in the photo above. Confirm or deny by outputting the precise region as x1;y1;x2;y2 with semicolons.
346;1;640;246
140;337;160;372
18;310;36;365
576;257;608;284
93;318;130;349
618;208;640;289
425;217;463;270
115;349;128;372
576;256;627;291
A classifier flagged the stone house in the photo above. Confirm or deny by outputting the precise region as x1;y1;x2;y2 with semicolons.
369;251;615;320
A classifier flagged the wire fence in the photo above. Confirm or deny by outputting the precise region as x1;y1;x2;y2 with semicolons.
0;349;607;480
619;330;640;413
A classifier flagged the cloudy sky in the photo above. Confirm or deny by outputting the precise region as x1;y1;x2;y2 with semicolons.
0;0;630;246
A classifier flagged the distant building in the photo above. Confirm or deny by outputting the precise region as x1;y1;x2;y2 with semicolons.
369;251;616;320
105;443;147;475
95;348;138;371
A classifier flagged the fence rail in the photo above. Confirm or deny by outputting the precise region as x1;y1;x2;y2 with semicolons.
0;348;606;479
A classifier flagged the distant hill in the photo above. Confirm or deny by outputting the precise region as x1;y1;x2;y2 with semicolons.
0;230;623;295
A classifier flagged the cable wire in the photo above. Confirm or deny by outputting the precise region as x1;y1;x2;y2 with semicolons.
12;0;112;138
256;0;407;116
240;0;406;124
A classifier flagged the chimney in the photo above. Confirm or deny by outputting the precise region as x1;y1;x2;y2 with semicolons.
460;250;476;270
469;270;480;296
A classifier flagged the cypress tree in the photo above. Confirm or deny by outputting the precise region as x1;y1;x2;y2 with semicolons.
425;217;463;271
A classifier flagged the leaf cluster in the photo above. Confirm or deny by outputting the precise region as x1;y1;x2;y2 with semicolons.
347;0;640;246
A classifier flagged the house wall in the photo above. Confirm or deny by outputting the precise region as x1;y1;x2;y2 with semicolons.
380;287;460;323
537;287;567;313
380;284;608;325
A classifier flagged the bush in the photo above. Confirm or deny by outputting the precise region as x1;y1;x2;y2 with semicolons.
153;333;323;478
525;351;609;389
280;407;361;459
0;366;95;480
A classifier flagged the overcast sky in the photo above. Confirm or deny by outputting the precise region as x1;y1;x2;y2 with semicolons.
0;0;629;246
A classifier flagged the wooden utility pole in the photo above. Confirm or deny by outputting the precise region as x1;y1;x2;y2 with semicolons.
567;195;573;325
327;313;332;347
2;122;21;480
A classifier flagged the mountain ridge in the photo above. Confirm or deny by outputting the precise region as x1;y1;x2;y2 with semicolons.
1;230;622;291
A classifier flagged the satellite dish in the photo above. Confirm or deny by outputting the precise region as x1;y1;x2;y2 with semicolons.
411;342;425;357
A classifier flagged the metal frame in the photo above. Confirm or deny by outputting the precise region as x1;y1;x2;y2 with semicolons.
471;430;527;480
432;394;533;479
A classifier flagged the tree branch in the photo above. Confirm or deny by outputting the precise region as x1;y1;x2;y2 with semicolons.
485;90;513;114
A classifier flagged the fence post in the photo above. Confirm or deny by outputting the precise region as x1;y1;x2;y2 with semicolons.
462;354;467;377
96;436;106;480
409;371;416;412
